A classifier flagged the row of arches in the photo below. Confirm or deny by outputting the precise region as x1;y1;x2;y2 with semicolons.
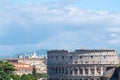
48;66;104;76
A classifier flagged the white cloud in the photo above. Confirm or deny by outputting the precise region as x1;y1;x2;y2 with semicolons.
110;33;120;38
19;5;120;25
1;0;120;54
34;30;108;50
106;27;120;44
0;2;120;28
108;27;120;33
108;38;120;44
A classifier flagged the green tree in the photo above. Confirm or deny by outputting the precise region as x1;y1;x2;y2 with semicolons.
32;67;37;80
37;73;49;79
21;74;28;80
0;71;11;80
21;74;35;80
11;74;21;80
3;62;15;75
27;74;35;80
0;60;15;80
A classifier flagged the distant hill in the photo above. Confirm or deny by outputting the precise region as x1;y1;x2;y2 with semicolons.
0;49;47;59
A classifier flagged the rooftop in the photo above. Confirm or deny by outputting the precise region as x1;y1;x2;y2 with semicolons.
48;49;116;53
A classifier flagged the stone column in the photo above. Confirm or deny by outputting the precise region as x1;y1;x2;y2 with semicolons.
62;67;64;74
72;68;74;76
94;67;97;76
100;67;103;76
83;67;85;76
64;67;65;74
88;67;91;76
78;67;80;76
67;67;70;76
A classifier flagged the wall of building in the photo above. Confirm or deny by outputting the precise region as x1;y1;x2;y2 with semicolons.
47;49;119;80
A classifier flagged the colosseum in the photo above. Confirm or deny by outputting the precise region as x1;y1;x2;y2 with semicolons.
47;49;119;80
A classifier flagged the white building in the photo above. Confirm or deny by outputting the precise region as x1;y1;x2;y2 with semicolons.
4;51;47;74
47;49;119;80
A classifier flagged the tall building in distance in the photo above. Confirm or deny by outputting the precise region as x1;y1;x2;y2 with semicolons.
47;49;119;80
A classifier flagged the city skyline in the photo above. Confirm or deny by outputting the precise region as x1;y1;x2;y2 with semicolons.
0;0;120;55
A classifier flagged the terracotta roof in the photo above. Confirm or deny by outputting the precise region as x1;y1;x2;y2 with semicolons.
9;62;33;70
16;67;32;70
9;62;29;65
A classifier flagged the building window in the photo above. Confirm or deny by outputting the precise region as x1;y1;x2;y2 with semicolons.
59;67;61;74
103;55;106;59
56;56;58;59
97;67;101;74
91;56;93;58
85;61;88;63
51;56;53;60
74;61;77;64
91;68;94;74
65;67;68;74
74;69;78;75
62;67;64;74
80;56;82;59
80;69;83;74
85;68;88;75
56;67;58;74
62;56;64;59
70;56;72;59
70;69;73;74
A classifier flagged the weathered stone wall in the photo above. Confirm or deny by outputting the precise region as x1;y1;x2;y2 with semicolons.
47;49;119;80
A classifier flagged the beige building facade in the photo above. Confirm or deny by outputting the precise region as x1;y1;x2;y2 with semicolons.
4;51;47;74
47;49;119;80
10;62;33;76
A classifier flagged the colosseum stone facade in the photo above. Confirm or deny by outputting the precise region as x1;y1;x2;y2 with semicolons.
47;49;119;80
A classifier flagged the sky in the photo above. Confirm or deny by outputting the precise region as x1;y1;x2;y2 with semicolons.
0;0;120;56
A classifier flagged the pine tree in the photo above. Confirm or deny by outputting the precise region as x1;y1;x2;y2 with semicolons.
32;65;37;80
